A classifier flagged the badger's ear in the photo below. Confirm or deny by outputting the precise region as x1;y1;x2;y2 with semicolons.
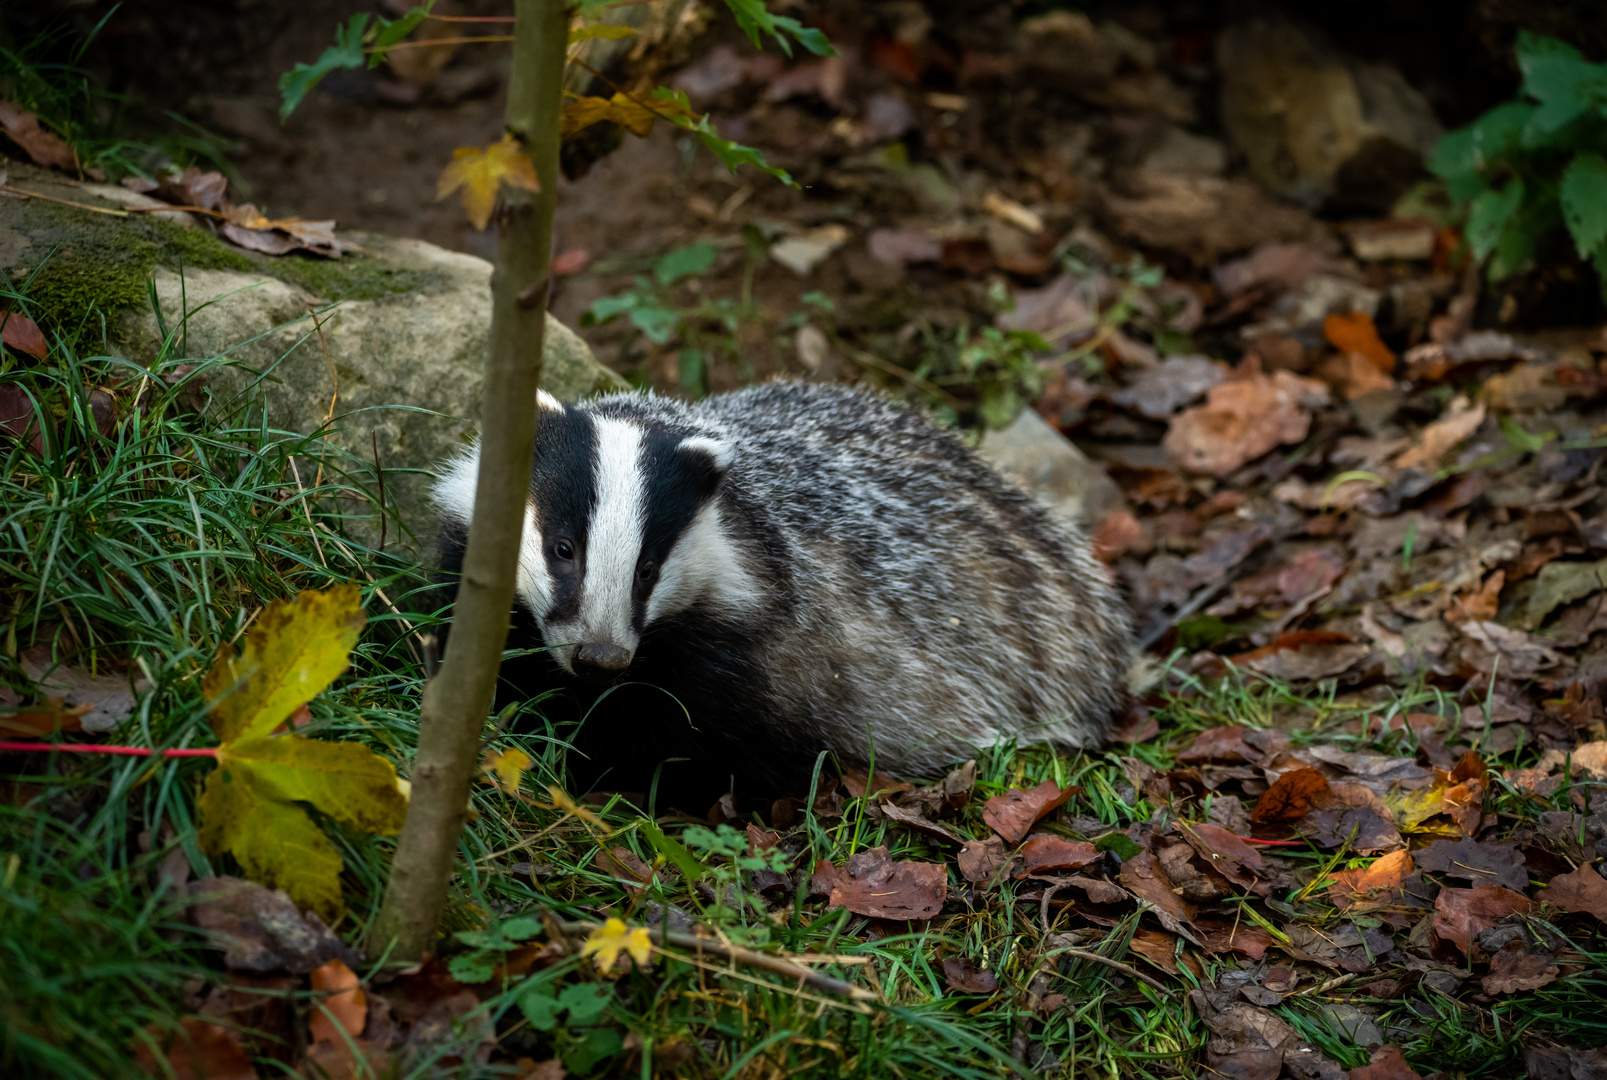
536;389;565;413
679;435;733;496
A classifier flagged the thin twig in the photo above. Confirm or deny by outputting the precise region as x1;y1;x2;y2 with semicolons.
1042;944;1171;994
557;919;877;1003
287;458;329;570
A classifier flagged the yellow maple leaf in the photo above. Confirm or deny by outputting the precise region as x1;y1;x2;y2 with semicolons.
197;587;409;920
560;92;701;141
483;746;533;794
581;918;653;972
436;134;541;231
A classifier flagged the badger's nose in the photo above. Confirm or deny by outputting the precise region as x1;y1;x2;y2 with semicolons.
572;642;633;682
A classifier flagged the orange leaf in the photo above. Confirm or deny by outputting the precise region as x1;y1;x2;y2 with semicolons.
308;958;367;1043
1323;310;1395;373
436;134;541;231
133;1017;259;1080
1250;767;1329;824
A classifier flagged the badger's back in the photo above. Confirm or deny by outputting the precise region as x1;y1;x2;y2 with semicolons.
676;383;1133;776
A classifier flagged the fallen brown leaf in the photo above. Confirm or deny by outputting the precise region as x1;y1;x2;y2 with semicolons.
308;958;366;1042
1017;834;1099;874
133;1016;259;1080
1178;821;1263;889
1536;863;1607;923
826;846;947;920
1432;885;1532;956
1414;837;1527;892
1394;397;1485;472
1323;310;1395;373
1163;367;1328;477
981;779;1079;844
1118;851;1198;940
1252;767;1331;824
879;801;966;845
1349;1043;1422;1080
1481;940;1559;995
1;310;46;360
0;100;77;171
956;836;1010;886
939;956;999;994
186;877;360;973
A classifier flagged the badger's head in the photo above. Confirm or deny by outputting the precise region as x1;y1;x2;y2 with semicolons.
435;392;758;683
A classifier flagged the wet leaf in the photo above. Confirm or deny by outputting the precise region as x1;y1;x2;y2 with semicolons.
436;134;542;231
981;779;1079;844
827;845;947;920
1432;886;1532;956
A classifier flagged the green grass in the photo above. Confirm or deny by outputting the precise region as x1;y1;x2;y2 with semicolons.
3;284;1606;1079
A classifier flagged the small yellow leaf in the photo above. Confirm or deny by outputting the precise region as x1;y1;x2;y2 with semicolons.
547;783;610;833
560;91;700;141
581;918;654;972
436;134;541;231
203;585;366;743
569;23;637;44
483;746;533;794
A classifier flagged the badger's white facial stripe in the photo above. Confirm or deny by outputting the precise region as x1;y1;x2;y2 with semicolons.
646;500;765;625
514;502;552;619
432;443;480;528
578;416;645;645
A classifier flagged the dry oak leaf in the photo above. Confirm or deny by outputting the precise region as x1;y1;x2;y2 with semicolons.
1481;941;1560;995
1536;863;1607;923
1252;767;1330;824
133;1016;258;1080
0;99;77;171
1119;851;1200;943
436;134;542;231
197;587;408;921
1349;1043;1422;1080
308;958;367;1044
1432;886;1532;956
981;778;1079;844
1394;397;1485;472
1163;368;1329;477
827;845;948;920
1;309;47;360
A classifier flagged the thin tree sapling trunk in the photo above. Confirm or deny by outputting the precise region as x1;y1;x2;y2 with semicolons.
369;0;567;962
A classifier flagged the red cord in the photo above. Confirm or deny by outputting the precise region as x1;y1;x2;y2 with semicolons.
0;742;216;757
1241;837;1305;846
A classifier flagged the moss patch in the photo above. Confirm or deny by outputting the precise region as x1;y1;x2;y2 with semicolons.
4;198;438;340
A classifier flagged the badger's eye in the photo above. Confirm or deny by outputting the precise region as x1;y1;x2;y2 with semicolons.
554;538;575;561
636;561;657;585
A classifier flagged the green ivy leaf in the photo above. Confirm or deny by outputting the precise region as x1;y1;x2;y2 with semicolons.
1466;179;1526;262
654;243;718;285
279;14;370;121
1561;153;1607;258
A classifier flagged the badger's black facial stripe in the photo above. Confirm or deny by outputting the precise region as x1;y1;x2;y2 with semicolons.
530;406;596;623
638;428;719;576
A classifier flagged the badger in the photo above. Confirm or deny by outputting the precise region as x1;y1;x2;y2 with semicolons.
434;382;1134;802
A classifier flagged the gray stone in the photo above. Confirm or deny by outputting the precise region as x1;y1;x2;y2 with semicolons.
1218;19;1441;211
978;407;1126;529
122;233;626;553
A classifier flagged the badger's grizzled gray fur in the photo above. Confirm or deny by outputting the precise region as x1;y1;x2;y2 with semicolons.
435;382;1133;794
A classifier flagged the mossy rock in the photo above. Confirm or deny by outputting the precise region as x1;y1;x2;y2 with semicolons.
2;159;628;554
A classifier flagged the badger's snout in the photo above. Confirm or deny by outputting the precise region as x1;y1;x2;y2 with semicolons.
572;641;633;683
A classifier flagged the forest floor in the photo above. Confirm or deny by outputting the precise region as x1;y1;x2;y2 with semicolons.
4;3;1607;1079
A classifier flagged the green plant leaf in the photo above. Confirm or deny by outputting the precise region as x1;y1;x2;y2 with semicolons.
654;243;717;285
519;987;561;1031
448;952;497;983
1561;153;1607;258
565;1026;624;1075
278;13;370;121
369;3;436;69
1429;102;1535;201
628;306;680;345
1517;31;1607;141
588;293;640;323
640;819;710;882
1094;832;1143;860
558;983;613;1025
721;0;833;56
1466;179;1526;262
